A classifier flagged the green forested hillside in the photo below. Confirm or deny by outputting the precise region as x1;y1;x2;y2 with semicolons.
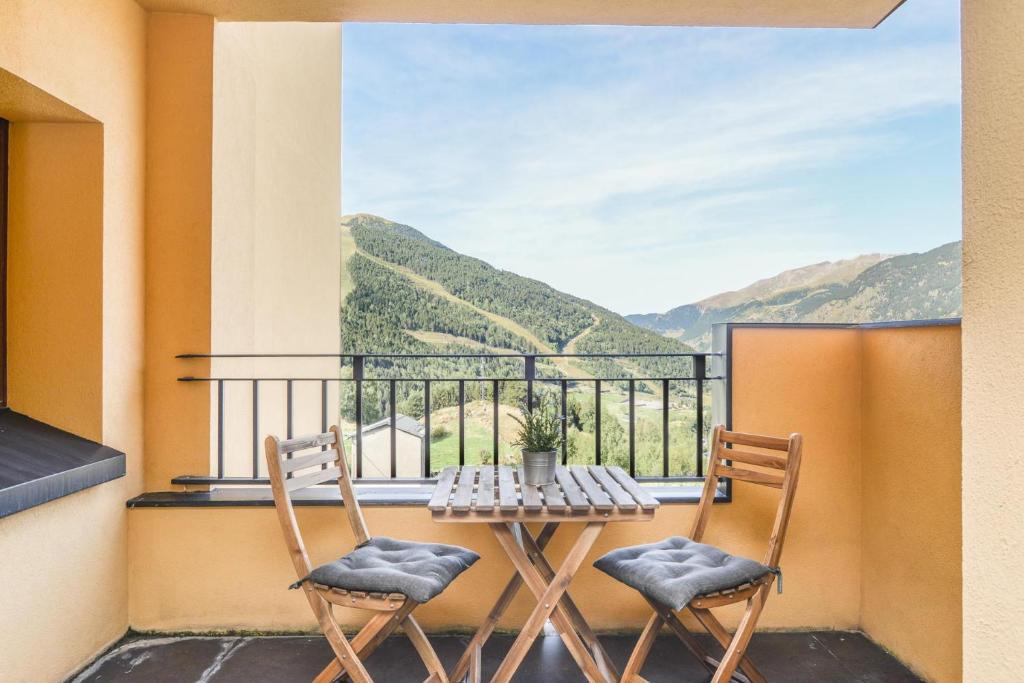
341;253;535;355
628;241;962;349
341;213;694;369
338;214;706;476
348;213;597;350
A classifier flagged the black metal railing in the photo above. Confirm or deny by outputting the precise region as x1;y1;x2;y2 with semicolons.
175;352;723;486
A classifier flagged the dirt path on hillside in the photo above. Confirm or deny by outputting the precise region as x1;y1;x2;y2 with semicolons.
349;241;591;377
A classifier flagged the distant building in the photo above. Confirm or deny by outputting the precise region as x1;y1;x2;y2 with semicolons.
348;414;425;478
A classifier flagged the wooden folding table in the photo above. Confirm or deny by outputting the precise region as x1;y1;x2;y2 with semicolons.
428;464;660;683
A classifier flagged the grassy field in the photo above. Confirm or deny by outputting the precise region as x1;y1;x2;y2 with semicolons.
340;382;711;477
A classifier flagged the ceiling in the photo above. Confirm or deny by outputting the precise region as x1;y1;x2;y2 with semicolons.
134;0;907;28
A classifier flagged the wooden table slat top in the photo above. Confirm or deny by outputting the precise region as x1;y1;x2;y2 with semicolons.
429;464;659;522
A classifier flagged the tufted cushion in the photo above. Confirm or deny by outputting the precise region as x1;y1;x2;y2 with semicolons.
593;536;770;611
307;537;479;604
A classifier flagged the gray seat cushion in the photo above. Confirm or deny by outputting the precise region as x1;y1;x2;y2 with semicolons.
307;537;479;604
593;536;770;611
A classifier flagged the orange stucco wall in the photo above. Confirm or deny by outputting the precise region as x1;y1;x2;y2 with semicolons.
861;325;962;682
6;123;104;441
143;13;214;490
0;1;146;681
730;327;866;628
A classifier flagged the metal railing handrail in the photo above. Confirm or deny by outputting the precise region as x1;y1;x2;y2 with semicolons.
176;351;721;485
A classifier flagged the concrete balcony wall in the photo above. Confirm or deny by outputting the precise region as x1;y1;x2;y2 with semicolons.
128;324;963;682
962;2;1024;680
861;324;962;682
0;1;147;681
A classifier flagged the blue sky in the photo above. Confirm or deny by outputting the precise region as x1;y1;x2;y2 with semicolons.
341;0;961;314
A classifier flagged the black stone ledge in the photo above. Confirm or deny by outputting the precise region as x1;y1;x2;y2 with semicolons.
0;409;126;518
721;318;961;331
126;485;725;508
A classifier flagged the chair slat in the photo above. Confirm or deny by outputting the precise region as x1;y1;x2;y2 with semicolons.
280;448;338;474
517;467;544;511
475;465;495;511
715;464;784;489
606;466;660;510
588;466;637;511
497;466;519;511
555;466;591;512
723;449;787;470
719;430;789;451
427;466;458;511
452;466;478;512
286;466;341;492
279;431;336;454
570;466;614;511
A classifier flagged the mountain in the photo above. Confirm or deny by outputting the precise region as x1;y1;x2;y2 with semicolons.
339;214;707;475
627;241;962;349
339;214;694;381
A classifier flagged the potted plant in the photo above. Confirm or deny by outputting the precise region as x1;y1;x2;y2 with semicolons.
510;395;562;486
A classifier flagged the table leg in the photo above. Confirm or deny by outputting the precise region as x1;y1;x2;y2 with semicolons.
448;523;559;683
490;522;607;683
517;524;620;682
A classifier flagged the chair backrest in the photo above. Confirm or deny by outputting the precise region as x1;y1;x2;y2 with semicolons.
690;425;803;568
264;425;369;580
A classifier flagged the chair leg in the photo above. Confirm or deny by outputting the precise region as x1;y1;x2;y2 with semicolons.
645;597;718;676
621;612;661;682
309;595;374;683
403;613;449;683
689;607;766;683
710;587;769;683
468;642;482;683
322;603;420;683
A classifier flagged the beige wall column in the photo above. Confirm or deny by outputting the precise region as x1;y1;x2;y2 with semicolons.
962;2;1024;679
212;23;342;477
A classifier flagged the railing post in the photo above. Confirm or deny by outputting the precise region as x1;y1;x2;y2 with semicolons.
695;355;706;477
389;379;397;478
492;379;499;464
354;355;364;478
217;379;224;479
252;379;259;479
628;379;635;477
662;378;669;478
560;379;568;465
423;380;431;477
458;379;466;466
321;379;329;470
286;379;294;440
595;379;602;465
524;355;536;409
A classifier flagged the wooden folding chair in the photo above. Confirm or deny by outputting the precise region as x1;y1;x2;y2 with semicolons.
265;426;479;683
603;425;803;683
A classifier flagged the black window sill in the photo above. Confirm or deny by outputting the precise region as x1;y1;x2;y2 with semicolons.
126;484;728;508
0;409;126;518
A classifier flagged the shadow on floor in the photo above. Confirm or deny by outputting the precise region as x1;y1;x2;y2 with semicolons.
70;631;921;682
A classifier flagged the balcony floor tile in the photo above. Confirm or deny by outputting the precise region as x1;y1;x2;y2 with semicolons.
72;631;921;682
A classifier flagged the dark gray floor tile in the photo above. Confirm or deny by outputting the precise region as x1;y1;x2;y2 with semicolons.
71;631;922;683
